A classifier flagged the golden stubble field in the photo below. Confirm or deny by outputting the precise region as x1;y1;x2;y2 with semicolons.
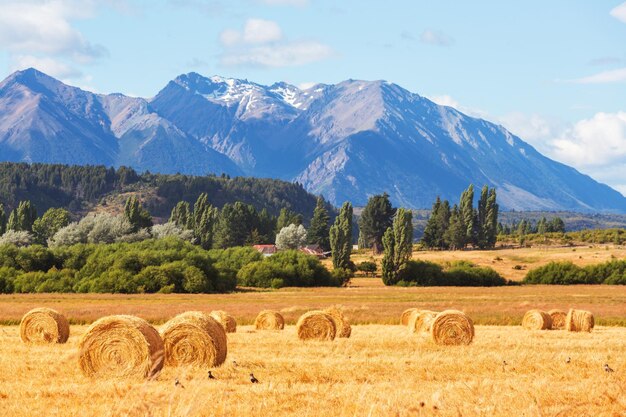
1;245;625;416
0;324;624;417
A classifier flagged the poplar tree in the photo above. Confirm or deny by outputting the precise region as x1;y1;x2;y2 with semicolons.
459;185;475;247
0;204;6;235
169;201;192;229
7;201;37;232
124;196;152;231
381;208;413;285
330;202;353;270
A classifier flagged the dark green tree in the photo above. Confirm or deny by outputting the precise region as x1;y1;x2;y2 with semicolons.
381;208;413;285
124;196;152;231
459;185;475;247
484;188;499;248
359;193;395;254
195;205;218;249
213;202;259;248
169;201;192;229
275;208;302;232
7;201;37;232
548;217;565;233
32;208;71;244
308;197;330;250
421;197;451;249
192;193;209;229
0;204;6;235
329;202;353;270
444;205;466;250
257;208;276;244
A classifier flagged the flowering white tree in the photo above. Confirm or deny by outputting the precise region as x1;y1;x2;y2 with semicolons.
275;224;307;250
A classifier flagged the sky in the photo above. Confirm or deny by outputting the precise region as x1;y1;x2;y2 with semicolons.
1;0;626;193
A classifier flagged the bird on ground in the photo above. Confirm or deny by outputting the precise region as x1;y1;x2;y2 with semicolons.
604;364;614;373
566;357;571;364
175;378;185;388
232;360;238;367
250;373;259;383
208;371;215;380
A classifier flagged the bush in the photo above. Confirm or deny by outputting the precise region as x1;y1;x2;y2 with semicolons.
0;266;17;293
391;260;505;287
524;259;626;285
356;261;377;276
237;250;336;288
523;261;596;285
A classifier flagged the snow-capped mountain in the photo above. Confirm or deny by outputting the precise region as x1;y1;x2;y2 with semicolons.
0;68;624;212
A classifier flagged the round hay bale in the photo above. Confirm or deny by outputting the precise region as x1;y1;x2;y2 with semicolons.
79;315;164;379
548;309;567;330
209;310;237;333
20;307;70;344
400;308;419;326
408;310;438;334
296;311;336;341
254;310;285;330
522;309;552;330
430;310;474;346
566;309;594;332
324;307;352;338
161;311;227;368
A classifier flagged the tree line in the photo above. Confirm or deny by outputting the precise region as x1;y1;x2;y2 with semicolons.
421;185;499;250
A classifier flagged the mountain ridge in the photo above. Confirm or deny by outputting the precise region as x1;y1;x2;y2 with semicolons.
0;67;624;213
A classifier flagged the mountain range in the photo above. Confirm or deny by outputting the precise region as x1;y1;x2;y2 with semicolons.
0;68;624;212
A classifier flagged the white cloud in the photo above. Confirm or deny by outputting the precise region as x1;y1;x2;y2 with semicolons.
0;1;108;62
497;112;565;151
568;67;626;84
551;112;626;167
610;2;626;23
243;19;283;44
219;19;332;68
420;29;454;47
0;0;119;82
221;40;333;67
256;0;309;6
219;18;283;46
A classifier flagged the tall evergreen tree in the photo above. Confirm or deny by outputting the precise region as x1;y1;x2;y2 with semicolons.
307;196;331;250
169;201;192;229
7;201;37;232
195;205;218;249
359;193;395;254
444;204;466;250
330;202;353;270
192;193;209;229
421;197;451;249
257;208;276;244
124;196;152;231
381;208;413;285
275;208;302;232
0;204;6;235
459;185;475;247
484;188;499;248
213;202;259;248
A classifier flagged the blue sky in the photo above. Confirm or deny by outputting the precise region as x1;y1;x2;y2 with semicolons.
1;0;626;193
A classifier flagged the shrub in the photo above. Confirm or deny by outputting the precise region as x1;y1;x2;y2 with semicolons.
523;261;596;285
391;259;505;287
237;250;336;288
0;266;17;293
356;261;377;276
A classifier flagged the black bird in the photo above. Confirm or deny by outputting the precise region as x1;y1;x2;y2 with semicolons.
502;360;507;371
604;364;614;373
232;360;238;367
250;373;259;383
175;378;185;388
566;357;571;364
208;371;215;380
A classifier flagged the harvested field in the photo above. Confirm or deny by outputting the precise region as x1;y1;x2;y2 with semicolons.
0;324;624;416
